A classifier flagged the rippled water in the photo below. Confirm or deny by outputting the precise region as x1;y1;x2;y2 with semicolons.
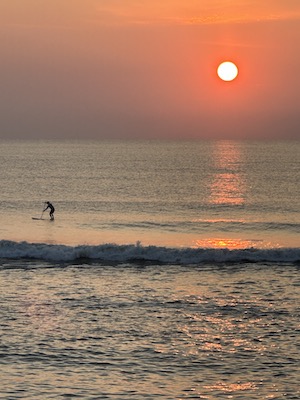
0;140;299;398
1;262;299;399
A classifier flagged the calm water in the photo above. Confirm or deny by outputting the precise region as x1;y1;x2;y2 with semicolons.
0;140;299;248
0;140;299;399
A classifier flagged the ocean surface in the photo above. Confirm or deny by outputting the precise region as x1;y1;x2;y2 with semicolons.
0;140;299;399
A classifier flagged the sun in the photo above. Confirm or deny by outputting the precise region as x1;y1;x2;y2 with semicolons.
217;61;238;82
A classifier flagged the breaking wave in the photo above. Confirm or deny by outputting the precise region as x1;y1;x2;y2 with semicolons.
0;240;299;265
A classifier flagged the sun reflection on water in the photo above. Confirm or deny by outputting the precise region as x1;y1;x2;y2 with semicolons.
209;141;246;206
194;237;260;249
204;381;258;393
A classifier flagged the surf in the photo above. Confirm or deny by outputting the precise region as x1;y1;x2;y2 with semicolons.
0;240;299;265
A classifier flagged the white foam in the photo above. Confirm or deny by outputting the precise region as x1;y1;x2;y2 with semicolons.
0;240;299;265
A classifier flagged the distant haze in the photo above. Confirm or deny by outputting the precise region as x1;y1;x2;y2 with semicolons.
0;0;299;139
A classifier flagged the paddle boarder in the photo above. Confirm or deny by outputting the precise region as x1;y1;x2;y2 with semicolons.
44;201;55;220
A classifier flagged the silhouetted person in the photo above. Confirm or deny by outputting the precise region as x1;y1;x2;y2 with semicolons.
44;201;55;220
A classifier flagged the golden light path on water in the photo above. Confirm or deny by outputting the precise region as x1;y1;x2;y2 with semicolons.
194;237;263;249
194;141;266;249
209;141;245;206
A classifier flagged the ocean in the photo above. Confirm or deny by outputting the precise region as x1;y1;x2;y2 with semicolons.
0;139;299;399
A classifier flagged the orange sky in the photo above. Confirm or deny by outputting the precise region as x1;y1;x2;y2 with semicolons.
0;0;299;139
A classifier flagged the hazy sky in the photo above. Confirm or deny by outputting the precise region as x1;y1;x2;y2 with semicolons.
0;0;300;139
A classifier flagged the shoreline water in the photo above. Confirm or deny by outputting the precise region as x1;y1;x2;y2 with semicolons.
1;260;299;399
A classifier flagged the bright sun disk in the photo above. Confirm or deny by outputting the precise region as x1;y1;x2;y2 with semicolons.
217;61;238;82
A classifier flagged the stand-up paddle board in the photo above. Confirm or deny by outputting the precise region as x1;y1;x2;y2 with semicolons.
32;217;54;221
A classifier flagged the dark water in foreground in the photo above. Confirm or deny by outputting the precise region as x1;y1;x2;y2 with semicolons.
1;262;299;399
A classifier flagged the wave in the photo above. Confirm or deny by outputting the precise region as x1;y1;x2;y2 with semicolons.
0;240;299;265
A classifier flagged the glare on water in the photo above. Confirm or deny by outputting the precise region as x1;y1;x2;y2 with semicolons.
209;141;246;206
